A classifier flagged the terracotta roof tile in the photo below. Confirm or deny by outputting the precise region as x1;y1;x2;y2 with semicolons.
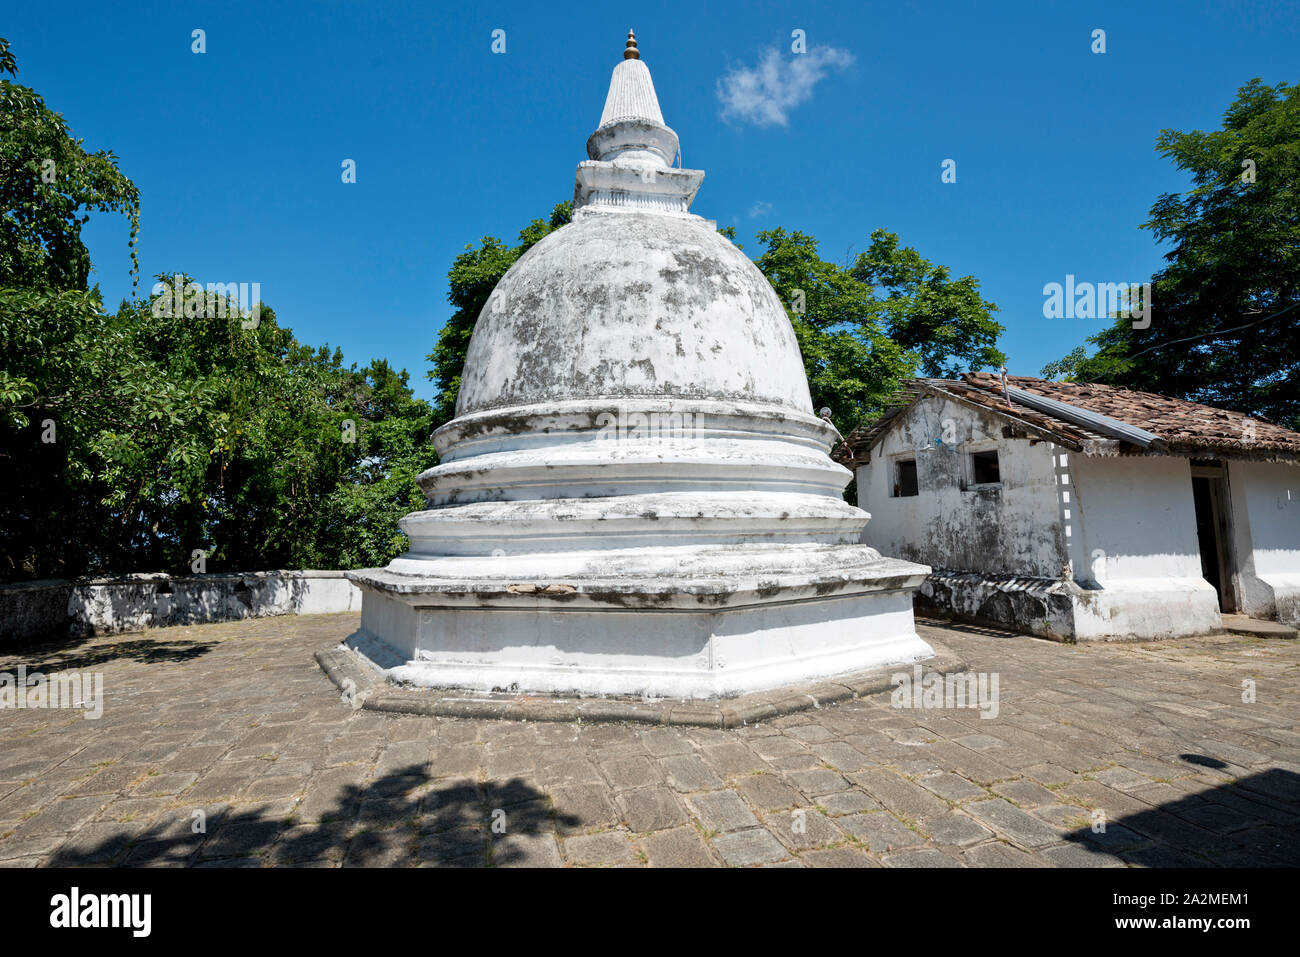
960;372;1300;456
837;373;1300;464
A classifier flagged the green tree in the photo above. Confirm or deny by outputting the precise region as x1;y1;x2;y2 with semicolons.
0;284;207;577
92;284;437;575
426;202;572;428
0;37;138;293
1043;79;1300;428
851;228;1004;379
302;359;434;569
1040;345;1089;382
752;227;919;433
1;277;436;579
755;226;1003;435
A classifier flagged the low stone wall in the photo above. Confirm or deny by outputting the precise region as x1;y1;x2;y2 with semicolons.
0;571;362;644
917;570;1077;641
917;568;1227;642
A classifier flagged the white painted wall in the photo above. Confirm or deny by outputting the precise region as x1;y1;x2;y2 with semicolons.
856;396;1066;577
0;571;363;642
1024;452;1220;638
1228;460;1300;623
1068;455;1205;583
68;572;363;636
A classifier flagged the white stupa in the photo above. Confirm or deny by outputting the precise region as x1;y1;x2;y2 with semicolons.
347;32;935;698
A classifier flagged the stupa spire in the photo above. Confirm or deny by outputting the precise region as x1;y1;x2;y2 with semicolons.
575;31;704;214
597;32;666;129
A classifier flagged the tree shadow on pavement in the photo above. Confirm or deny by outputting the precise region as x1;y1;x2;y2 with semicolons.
7;635;216;671
1064;767;1300;867
48;763;577;868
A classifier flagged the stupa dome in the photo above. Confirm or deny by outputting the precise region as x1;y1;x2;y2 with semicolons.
456;212;814;416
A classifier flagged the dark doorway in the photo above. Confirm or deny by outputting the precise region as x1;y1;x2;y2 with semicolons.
1190;461;1236;613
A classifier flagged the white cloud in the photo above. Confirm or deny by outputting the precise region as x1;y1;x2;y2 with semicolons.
748;200;773;218
716;46;855;127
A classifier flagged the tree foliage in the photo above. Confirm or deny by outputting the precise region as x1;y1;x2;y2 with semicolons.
756;226;1003;434
753;227;918;431
0;279;434;580
851;229;1005;380
1043;79;1300;429
426;202;572;427
0;37;139;293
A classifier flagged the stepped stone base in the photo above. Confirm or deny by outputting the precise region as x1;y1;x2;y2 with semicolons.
317;636;965;727
346;550;934;700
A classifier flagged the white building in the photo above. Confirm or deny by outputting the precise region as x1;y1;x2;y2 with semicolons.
843;373;1300;640
346;33;934;697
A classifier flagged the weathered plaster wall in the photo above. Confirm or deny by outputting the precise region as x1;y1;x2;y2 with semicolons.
0;571;362;644
1228;460;1300;624
0;580;73;646
856;396;1066;578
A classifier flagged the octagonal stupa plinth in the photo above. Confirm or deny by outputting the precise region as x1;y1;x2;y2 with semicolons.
346;32;935;698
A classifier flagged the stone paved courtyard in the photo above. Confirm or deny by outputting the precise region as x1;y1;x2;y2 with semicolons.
1;613;1297;868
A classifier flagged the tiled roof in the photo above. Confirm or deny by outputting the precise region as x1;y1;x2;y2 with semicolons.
836;373;1300;465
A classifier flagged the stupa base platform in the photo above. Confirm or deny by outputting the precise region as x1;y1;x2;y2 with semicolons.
319;633;962;728
344;550;935;700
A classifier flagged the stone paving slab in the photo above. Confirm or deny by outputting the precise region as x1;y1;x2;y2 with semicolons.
1221;614;1297;640
0;612;1297;867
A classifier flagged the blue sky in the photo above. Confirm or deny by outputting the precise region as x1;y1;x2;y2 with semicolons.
7;0;1298;400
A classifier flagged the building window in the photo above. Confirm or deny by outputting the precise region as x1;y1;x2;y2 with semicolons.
893;458;919;497
969;449;1001;486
